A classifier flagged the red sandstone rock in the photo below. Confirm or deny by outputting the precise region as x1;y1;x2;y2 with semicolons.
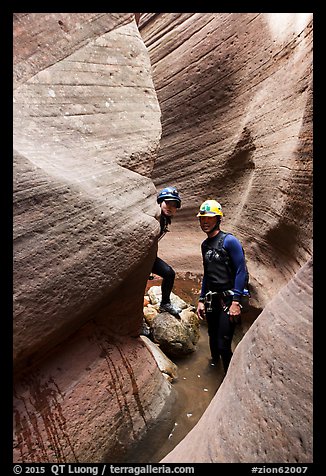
13;12;313;463
140;13;313;306
13;329;175;463
13;13;169;463
162;258;313;463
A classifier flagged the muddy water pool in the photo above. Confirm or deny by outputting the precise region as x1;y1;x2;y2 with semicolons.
125;277;260;463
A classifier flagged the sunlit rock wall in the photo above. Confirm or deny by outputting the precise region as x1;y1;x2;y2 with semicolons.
139;13;313;306
13;13;176;463
139;13;313;464
163;257;313;463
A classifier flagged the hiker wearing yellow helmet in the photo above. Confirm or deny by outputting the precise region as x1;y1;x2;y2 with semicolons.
197;199;248;373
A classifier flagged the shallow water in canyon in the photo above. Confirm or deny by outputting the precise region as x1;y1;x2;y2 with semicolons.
123;277;260;463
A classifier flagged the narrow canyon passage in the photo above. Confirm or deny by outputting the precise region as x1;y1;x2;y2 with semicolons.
13;13;313;463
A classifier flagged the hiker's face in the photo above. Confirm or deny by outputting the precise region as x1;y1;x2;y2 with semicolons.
161;200;178;216
199;215;218;234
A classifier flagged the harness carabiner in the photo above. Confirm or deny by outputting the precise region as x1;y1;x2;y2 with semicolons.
205;291;218;312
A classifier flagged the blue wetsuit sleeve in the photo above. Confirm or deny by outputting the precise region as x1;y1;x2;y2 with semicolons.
224;234;247;299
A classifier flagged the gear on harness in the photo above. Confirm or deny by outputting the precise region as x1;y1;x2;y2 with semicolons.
202;291;242;324
220;297;242;324
204;290;218;312
204;231;251;312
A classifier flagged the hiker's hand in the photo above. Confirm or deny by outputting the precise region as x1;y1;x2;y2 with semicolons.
229;301;241;322
197;302;206;320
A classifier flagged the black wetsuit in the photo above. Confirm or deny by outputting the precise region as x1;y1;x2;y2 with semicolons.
200;232;247;372
151;213;175;305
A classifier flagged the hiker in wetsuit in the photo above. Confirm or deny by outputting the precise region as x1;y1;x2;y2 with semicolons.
152;187;182;318
196;200;247;373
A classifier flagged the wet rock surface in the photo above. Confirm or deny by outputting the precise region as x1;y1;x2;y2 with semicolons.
140;335;178;382
124;324;225;463
162;259;313;463
123;277;260;463
144;285;200;357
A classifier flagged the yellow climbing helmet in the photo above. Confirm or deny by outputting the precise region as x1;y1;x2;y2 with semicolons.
197;200;223;217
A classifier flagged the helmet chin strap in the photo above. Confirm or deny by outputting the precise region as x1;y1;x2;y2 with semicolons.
210;217;221;233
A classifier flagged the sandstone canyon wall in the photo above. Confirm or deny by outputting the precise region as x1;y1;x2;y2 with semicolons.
162;257;313;463
13;12;313;464
137;13;313;463
139;13;313;307
13;13;176;463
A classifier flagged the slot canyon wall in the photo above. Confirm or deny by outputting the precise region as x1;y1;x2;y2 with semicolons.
139;13;313;307
162;257;313;463
13;13;175;463
13;12;313;463
138;13;313;463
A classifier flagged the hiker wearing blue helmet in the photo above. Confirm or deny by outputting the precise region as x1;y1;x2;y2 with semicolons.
152;186;182;318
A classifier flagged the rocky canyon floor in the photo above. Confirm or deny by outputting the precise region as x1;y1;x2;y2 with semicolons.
120;277;260;463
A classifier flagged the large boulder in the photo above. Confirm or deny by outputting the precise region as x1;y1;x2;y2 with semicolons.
150;309;200;357
144;286;200;357
13;14;162;372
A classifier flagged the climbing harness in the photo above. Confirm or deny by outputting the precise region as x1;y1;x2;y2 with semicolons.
203;290;243;314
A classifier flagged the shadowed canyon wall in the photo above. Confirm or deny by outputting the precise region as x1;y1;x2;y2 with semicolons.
13;12;313;463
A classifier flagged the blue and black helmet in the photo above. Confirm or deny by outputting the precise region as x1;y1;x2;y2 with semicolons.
157;186;181;208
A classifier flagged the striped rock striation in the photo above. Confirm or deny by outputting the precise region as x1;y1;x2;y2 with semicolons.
13;12;313;463
138;13;313;463
139;13;313;306
13;13;175;463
